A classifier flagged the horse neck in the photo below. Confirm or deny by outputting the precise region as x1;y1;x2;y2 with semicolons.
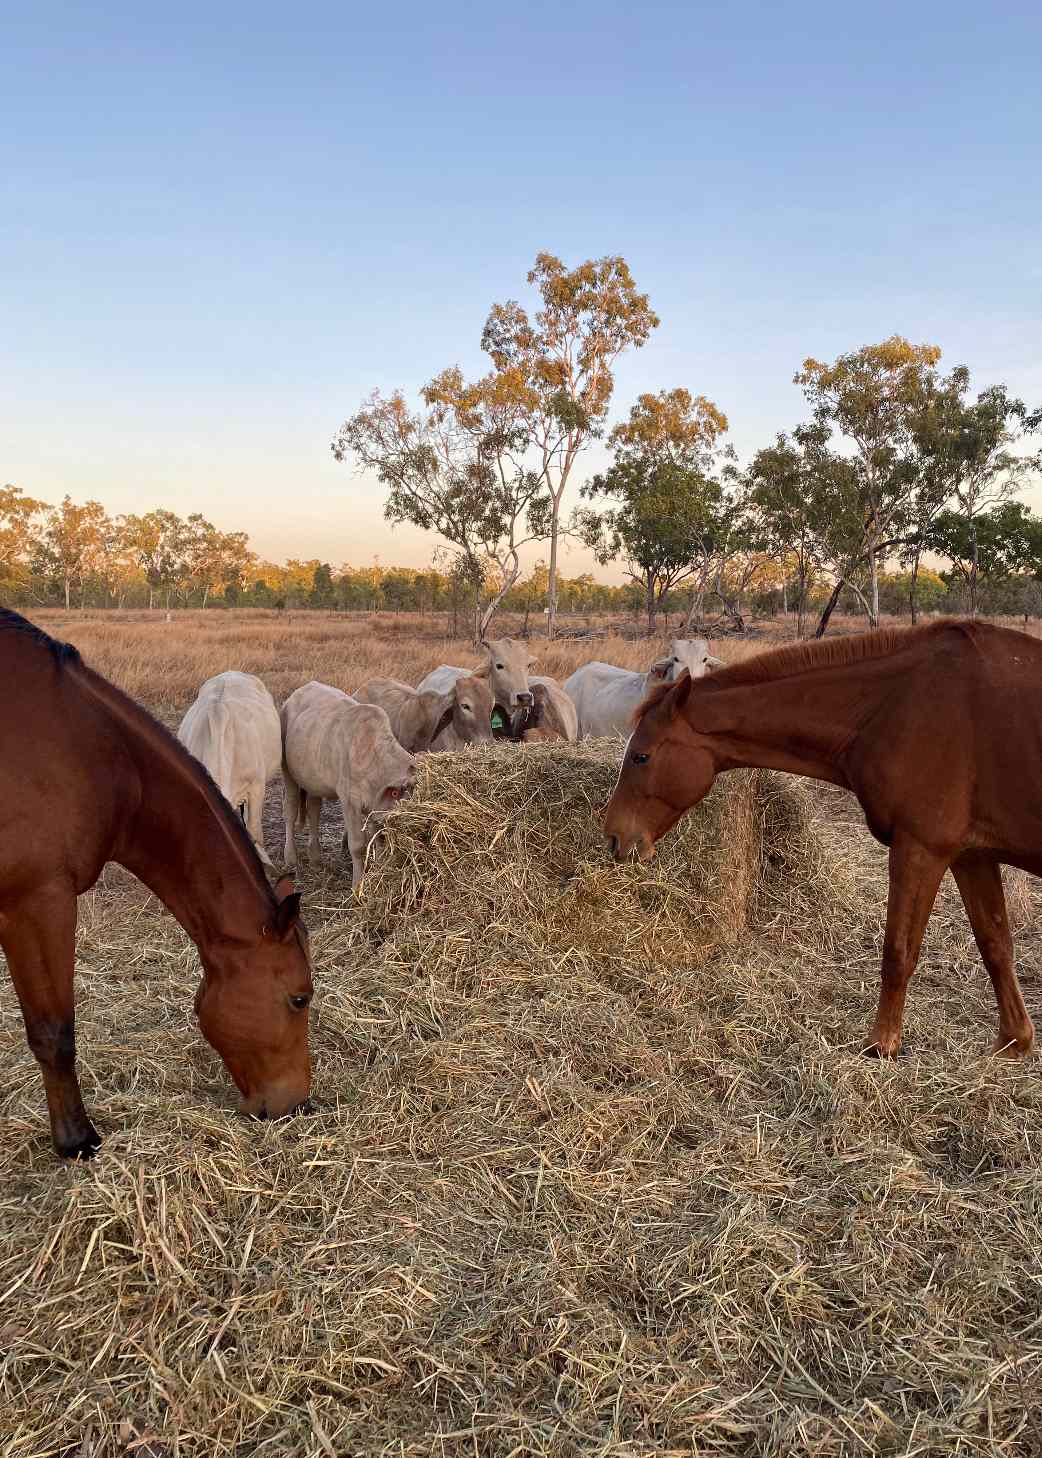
83;673;273;950
687;664;872;786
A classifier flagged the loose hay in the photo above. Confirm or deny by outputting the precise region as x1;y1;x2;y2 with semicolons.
1;744;1040;1457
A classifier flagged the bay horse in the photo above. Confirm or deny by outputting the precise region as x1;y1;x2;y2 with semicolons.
0;610;313;1159
603;620;1041;1059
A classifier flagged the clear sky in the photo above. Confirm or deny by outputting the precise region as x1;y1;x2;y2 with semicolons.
4;0;1040;576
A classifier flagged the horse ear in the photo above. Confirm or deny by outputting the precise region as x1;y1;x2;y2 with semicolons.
670;671;694;713
267;877;303;941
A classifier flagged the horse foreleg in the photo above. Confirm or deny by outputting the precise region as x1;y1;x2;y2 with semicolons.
951;854;1035;1057
866;837;947;1058
0;885;101;1158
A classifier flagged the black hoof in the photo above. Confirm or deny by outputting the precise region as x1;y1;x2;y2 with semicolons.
56;1125;102;1160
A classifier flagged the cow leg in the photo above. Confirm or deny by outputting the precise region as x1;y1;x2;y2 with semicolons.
342;809;368;889
282;776;300;868
306;794;323;863
866;837;947;1058
0;886;101;1158
245;785;273;868
951;855;1035;1057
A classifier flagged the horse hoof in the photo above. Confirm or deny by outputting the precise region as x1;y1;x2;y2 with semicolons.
57;1125;102;1160
862;1042;903;1060
992;1036;1033;1058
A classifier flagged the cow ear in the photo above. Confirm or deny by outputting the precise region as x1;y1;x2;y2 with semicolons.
432;705;455;741
648;658;671;682
706;655;725;671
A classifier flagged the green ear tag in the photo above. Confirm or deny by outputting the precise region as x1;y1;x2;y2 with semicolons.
491;706;509;733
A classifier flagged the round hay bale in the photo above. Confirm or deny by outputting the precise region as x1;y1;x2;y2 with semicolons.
351;741;842;976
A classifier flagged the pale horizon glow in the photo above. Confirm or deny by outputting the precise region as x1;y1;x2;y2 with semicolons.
3;0;1040;582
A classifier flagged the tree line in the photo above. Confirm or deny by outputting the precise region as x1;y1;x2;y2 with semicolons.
334;252;1041;639
0;481;1036;632
0;494;654;619
6;252;1040;634
1;480;1039;630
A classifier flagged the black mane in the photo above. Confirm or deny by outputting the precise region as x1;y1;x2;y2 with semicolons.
0;607;80;664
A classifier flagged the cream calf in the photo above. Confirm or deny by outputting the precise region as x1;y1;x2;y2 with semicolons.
281;681;416;888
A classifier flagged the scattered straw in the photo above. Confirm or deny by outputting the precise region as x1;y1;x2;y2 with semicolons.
1;743;1039;1456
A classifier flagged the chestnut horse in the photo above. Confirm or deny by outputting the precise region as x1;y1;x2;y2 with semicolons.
0;610;314;1159
603;620;1041;1059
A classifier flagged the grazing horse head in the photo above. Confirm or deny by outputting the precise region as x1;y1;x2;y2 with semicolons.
194;877;314;1119
602;672;716;862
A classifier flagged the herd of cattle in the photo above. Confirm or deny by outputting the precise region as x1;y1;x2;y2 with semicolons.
177;635;723;885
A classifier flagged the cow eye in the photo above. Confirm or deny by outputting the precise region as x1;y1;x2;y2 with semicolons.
496;662;504;669
289;994;311;1011
631;751;650;766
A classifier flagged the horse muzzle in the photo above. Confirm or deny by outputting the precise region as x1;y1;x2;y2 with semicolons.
606;829;655;863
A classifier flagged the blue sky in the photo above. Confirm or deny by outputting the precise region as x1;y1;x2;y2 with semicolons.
4;0;1040;575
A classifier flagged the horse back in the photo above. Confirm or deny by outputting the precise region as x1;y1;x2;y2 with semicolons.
847;623;1042;863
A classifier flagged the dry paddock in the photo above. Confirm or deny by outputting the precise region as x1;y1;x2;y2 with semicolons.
1;612;1041;1457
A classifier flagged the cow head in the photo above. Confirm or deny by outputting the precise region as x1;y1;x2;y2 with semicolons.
477;637;535;711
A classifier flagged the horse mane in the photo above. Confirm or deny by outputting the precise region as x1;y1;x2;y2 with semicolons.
633;620;980;726
0;608;275;902
701;620;971;690
0;606;80;664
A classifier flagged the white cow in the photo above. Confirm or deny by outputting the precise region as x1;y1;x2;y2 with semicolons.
281;681;416;888
417;637;535;716
564;639;723;739
355;675;495;753
521;675;580;742
177;671;281;866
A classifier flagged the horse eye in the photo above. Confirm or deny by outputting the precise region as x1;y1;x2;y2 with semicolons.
289;994;311;1011
631;752;650;766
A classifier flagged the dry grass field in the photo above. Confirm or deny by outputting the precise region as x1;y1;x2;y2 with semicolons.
2;609;1042;1457
17;608;787;726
